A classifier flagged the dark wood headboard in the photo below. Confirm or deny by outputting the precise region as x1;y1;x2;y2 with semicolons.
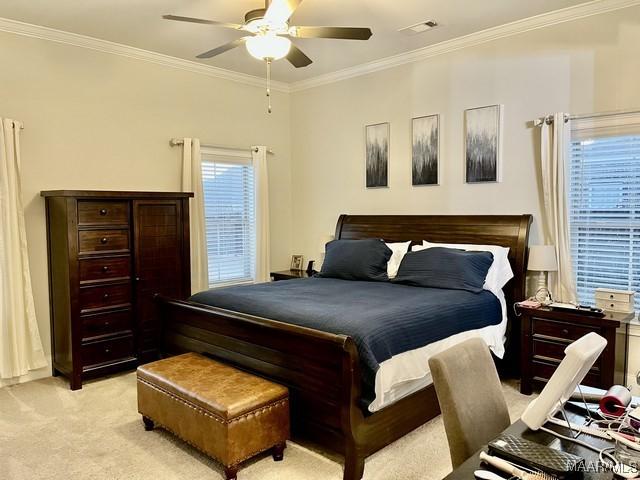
335;214;533;312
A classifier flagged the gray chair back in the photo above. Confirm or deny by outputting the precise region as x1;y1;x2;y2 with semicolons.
428;337;511;468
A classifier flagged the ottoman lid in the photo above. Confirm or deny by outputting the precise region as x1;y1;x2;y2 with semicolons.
137;353;288;420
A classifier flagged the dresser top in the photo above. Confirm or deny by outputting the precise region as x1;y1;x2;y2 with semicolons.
40;190;194;198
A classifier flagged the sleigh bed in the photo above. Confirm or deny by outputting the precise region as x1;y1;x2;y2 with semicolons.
157;214;532;480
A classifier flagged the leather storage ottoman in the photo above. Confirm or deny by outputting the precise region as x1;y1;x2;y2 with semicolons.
137;352;289;480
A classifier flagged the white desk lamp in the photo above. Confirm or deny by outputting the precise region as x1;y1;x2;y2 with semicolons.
528;245;557;303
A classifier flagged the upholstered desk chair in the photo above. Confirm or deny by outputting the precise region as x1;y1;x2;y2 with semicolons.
428;337;511;468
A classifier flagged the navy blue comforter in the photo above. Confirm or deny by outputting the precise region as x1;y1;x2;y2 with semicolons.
190;277;501;406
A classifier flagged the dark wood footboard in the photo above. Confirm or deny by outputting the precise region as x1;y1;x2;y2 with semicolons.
158;296;441;480
159;298;363;450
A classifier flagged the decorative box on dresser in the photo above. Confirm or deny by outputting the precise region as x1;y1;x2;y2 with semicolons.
41;190;193;390
517;305;632;395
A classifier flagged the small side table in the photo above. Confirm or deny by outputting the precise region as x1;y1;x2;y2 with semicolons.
517;304;633;395
270;270;312;281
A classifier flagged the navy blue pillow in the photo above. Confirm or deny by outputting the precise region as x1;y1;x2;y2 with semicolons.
318;239;392;282
392;247;493;293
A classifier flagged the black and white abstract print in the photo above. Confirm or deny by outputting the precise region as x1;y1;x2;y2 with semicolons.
465;105;502;183
365;123;389;188
412;115;439;186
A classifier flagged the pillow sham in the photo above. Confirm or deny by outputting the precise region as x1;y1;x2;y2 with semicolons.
415;241;513;294
392;247;494;293
318;239;392;282
385;241;412;279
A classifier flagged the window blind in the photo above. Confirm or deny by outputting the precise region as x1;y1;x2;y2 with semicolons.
201;154;255;287
568;114;640;311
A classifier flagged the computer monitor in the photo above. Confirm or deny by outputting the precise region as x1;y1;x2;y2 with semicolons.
521;332;608;430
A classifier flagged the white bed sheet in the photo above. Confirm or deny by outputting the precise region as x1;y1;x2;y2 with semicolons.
368;289;508;412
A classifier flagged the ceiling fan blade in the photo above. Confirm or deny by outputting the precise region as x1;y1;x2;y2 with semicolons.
290;26;372;40
196;37;249;59
163;14;241;30
264;0;304;24
287;44;312;68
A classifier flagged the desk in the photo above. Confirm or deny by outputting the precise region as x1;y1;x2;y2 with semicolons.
443;406;615;480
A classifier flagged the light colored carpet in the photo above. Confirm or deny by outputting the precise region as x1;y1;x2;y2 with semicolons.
1;372;533;480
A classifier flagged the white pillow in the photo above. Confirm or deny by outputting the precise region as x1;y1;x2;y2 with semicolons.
419;240;513;294
385;241;412;279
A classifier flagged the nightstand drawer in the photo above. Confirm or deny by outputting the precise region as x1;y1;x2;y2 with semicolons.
531;360;601;388
532;338;602;366
532;317;594;342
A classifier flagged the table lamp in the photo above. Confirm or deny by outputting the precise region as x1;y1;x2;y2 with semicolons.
528;245;558;302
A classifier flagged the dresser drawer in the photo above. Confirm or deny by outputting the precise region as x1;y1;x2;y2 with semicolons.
531;317;595;342
595;289;634;303
532;338;602;366
78;201;129;226
81;335;135;368
81;309;133;340
531;360;601;388
79;283;131;312
78;229;129;255
79;256;131;283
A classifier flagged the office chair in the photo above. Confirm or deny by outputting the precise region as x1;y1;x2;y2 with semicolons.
429;337;511;468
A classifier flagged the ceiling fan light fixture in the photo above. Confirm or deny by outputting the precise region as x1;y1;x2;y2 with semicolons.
246;34;291;61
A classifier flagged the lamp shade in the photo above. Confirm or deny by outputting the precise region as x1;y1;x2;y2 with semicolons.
528;245;558;272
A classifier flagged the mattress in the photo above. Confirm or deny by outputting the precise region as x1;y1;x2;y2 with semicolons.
190;277;502;411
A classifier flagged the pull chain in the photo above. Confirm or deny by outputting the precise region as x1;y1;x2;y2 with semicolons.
266;59;272;114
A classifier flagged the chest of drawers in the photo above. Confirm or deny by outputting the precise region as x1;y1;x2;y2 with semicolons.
42;190;192;390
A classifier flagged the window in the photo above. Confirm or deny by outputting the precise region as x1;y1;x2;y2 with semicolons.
201;149;255;287
568;113;640;311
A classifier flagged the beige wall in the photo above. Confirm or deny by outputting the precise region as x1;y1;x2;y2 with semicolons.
2;6;640;385
0;31;293;383
289;7;640;268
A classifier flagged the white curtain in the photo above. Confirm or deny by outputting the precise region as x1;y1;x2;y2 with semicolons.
181;138;209;293
540;113;578;303
252;146;270;283
0;118;47;378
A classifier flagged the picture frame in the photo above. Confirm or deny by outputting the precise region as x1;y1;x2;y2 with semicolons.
290;254;304;271
365;122;390;188
412;114;439;186
464;104;503;183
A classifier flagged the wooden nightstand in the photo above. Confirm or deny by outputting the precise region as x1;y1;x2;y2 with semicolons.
517;305;632;395
270;270;312;281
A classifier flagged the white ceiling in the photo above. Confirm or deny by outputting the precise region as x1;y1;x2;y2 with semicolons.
0;0;592;83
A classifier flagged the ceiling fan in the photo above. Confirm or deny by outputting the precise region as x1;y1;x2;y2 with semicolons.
163;0;373;67
163;0;373;112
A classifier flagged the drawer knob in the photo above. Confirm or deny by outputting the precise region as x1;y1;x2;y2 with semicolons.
102;266;109;272
611;303;615;308
610;295;615;299
104;321;110;327
99;209;108;216
105;348;111;354
562;328;569;335
103;293;109;299
100;237;108;244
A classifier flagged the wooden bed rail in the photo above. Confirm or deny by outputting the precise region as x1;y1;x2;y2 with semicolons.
157;297;363;453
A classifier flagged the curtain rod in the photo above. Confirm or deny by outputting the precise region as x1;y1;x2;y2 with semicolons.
169;138;274;155
533;108;640;127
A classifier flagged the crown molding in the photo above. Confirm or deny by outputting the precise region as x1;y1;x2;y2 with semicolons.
289;0;640;92
0;0;638;95
0;16;291;93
